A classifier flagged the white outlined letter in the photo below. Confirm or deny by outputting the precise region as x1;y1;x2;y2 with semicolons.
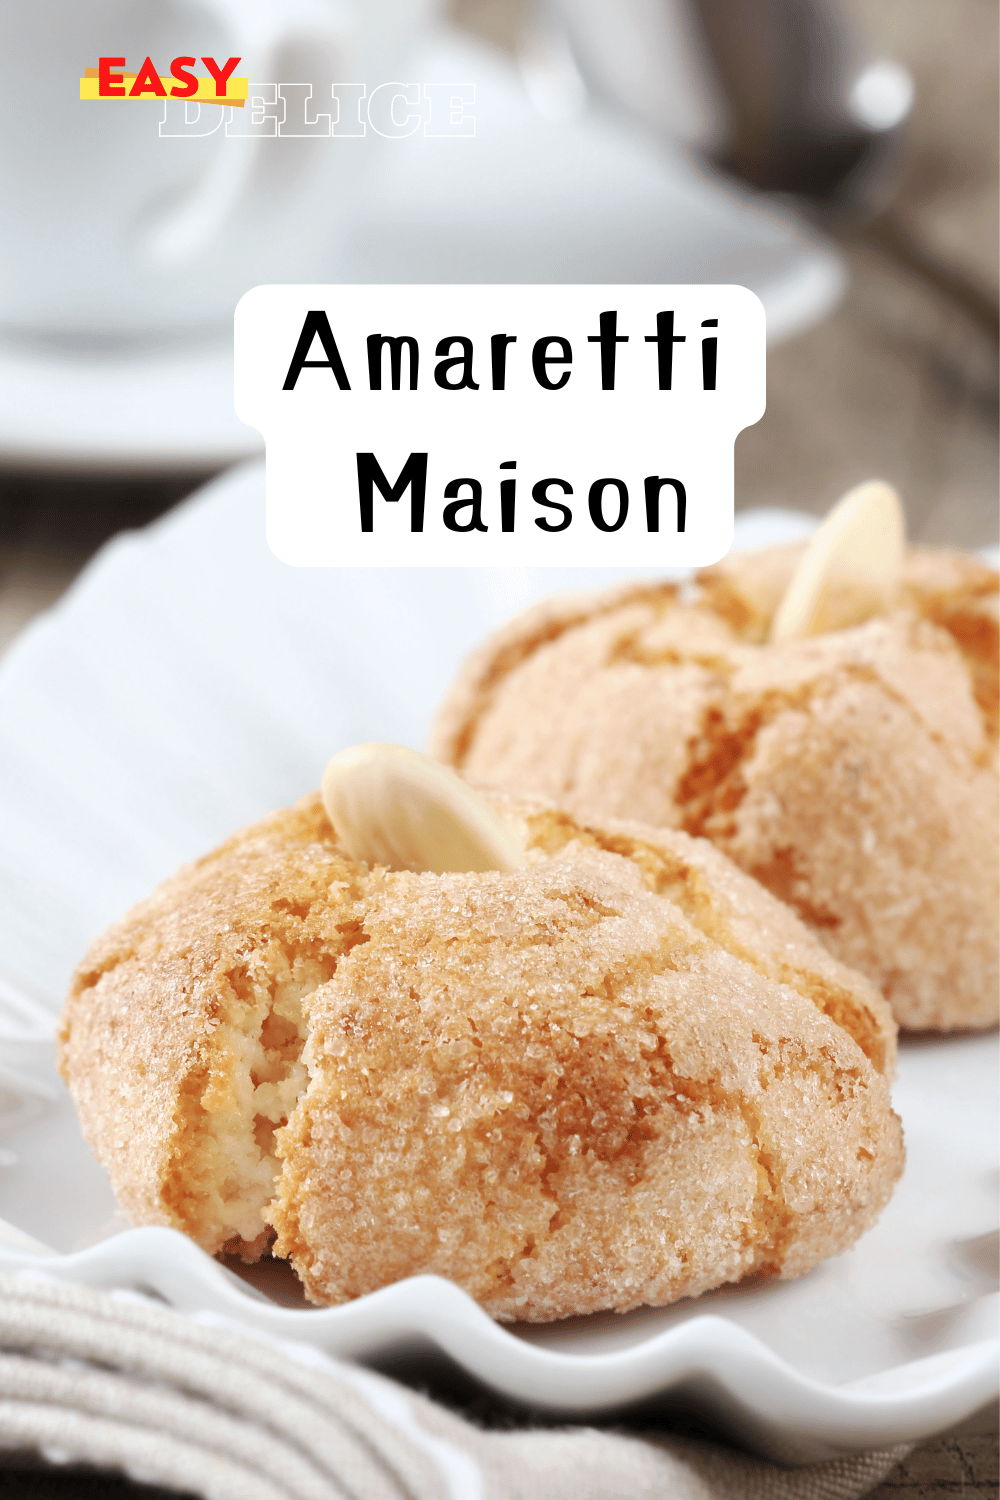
332;83;366;137
423;84;475;137
159;100;225;136
226;83;281;137
278;84;331;137
367;82;421;138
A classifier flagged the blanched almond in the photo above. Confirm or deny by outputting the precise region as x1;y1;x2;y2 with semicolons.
770;480;905;641
321;742;524;874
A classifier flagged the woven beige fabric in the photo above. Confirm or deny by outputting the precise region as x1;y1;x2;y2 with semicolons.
0;1274;909;1500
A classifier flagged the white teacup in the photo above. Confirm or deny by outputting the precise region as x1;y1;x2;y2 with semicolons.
0;0;443;346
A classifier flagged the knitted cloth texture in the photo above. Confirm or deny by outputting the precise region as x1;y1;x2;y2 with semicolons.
0;1273;910;1500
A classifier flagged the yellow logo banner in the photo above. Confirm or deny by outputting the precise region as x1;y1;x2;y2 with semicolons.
80;66;248;106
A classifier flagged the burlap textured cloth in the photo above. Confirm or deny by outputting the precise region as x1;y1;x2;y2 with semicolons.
0;1274;908;1500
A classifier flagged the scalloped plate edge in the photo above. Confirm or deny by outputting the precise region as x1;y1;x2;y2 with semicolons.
1;1225;995;1457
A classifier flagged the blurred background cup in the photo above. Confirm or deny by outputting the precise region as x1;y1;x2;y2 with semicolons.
0;0;995;624
0;0;446;347
525;0;914;213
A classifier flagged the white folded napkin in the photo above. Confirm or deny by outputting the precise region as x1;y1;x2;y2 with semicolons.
0;1273;908;1500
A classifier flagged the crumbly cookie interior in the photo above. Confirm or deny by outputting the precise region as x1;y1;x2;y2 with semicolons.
61;795;902;1317
59;799;368;1259
171;953;319;1255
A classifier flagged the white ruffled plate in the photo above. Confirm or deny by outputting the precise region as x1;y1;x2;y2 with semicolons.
0;462;996;1461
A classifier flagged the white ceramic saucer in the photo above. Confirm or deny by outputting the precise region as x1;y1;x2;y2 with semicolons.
0;464;994;1460
0;29;843;473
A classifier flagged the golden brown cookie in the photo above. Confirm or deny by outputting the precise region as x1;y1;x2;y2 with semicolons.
60;792;902;1321
432;545;999;1033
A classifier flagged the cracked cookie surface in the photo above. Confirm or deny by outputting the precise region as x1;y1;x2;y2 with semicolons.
60;792;903;1322
432;545;999;1032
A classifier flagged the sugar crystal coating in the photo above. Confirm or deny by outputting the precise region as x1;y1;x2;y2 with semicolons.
433;545;999;1031
60;793;903;1321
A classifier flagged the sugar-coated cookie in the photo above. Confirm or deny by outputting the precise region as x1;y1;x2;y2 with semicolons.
433;545;999;1032
60;792;902;1321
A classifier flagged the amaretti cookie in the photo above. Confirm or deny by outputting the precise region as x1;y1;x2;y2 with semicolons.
432;499;999;1033
60;771;903;1322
